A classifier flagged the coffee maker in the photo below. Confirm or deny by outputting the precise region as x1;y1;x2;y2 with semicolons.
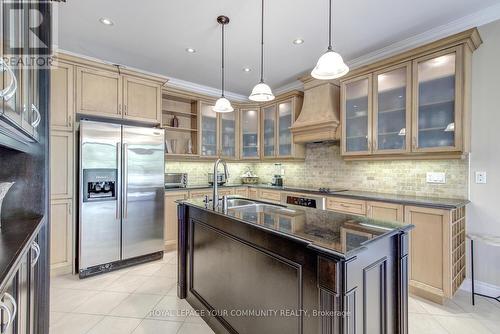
271;163;284;187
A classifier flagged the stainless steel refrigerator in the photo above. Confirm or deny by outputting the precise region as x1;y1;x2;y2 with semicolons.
78;120;164;277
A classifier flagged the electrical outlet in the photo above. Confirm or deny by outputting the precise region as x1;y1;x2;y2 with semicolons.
426;172;446;184
475;171;487;184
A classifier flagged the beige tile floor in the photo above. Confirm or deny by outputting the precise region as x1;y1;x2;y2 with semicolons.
50;251;500;334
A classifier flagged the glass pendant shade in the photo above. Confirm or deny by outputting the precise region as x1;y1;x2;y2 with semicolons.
213;97;234;113
311;50;349;80
249;82;275;102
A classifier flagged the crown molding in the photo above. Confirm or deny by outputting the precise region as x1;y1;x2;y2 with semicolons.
273;80;304;95
166;77;248;102
346;3;500;70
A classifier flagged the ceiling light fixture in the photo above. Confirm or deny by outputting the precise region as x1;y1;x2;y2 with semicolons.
243;67;252;72
293;38;304;45
99;17;114;26
185;48;196;53
311;0;349;80
213;15;234;113
249;0;275;102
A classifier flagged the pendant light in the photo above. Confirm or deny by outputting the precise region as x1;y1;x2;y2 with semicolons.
311;0;349;80
249;0;275;102
213;15;234;113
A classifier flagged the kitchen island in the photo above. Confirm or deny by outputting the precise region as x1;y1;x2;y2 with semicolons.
178;198;413;334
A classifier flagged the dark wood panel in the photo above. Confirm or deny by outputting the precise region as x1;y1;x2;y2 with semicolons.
363;258;387;334
190;219;303;334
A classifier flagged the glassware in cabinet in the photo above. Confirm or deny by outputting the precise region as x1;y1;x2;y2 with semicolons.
278;101;292;156
240;108;260;159
200;103;218;157
262;105;276;158
220;111;237;159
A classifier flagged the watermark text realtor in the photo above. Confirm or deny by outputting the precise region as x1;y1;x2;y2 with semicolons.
2;0;54;69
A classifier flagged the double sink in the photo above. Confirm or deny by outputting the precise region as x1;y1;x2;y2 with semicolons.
225;197;295;214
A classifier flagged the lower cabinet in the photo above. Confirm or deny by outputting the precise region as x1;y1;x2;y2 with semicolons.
367;201;404;222
248;188;258;200
50;199;73;275
405;205;466;304
0;239;42;334
326;197;366;216
234;187;249;197
164;191;188;251
257;189;281;203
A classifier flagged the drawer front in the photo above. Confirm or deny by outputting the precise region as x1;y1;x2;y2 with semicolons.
248;189;258;199
189;190;212;199
258;189;281;203
234;188;248;197
327;197;367;215
219;189;234;196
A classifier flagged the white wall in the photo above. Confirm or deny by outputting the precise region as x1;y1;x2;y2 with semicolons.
468;19;500;287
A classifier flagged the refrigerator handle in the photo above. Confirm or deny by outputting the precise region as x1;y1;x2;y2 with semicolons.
123;143;128;219
116;142;121;220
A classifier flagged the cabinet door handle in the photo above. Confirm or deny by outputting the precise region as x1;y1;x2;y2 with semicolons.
68;203;72;215
31;242;40;267
0;59;17;102
3;293;17;326
31;104;41;128
367;138;372;152
68;115;72;127
124;105;128;115
412;136;417;150
118;104;122;114
373;138;377;151
0;301;12;333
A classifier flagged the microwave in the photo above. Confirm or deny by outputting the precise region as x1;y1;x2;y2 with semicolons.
165;173;188;189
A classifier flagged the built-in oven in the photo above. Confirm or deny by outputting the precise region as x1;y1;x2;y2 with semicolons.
280;192;326;210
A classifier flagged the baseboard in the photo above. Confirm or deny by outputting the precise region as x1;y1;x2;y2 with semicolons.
460;278;500;297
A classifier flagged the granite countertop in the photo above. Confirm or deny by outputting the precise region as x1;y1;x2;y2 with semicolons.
167;183;469;209
180;198;413;258
0;216;44;288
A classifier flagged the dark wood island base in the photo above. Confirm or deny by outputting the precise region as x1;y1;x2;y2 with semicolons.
178;200;413;334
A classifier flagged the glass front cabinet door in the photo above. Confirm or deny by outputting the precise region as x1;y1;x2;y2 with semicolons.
199;102;219;158
412;48;462;152
240;108;260;159
219;110;238;160
262;105;276;158
341;75;372;155
277;101;293;157
373;63;411;154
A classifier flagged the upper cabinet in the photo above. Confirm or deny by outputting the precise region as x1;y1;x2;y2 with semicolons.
412;48;462;153
50;61;75;131
261;93;305;160
56;53;164;124
340;29;481;159
198;101;238;160
240;108;260;159
341;75;372;156
123;76;162;123
373;63;411;154
75;66;122;118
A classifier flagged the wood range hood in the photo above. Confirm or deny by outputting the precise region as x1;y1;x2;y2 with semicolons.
290;77;341;143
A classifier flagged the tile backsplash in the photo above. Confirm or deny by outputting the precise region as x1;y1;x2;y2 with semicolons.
166;142;468;199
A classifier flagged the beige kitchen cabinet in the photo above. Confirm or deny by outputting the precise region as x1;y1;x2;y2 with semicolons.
405;205;466;304
189;189;212;199
50;199;73;275
248;188;258;200
367;201;404;222
75;65;163;124
234;187;249;197
261;92;305;160
123;76;162;123
326;197;367;216
340;29;480;159
76;66;123;119
257;189;281;204
240;107;260;160
50;131;74;200
199;102;238;159
164;191;188;250
412;47;464;153
50;61;75;131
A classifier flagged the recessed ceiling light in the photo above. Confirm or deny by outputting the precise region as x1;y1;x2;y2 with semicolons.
99;17;114;26
293;38;304;45
242;67;252;72
185;48;196;54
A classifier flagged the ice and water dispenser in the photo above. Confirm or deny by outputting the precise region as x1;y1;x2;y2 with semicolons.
83;169;117;202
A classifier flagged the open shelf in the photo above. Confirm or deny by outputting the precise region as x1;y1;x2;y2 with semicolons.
162;109;198;117
162;125;198;132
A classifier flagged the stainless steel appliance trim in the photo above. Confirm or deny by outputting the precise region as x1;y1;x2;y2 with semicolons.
116;142;121;220
122;143;128;219
280;192;327;210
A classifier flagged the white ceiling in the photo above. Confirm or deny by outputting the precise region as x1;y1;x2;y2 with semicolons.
56;0;500;99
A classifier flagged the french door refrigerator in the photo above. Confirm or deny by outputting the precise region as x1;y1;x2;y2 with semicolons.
78;120;165;277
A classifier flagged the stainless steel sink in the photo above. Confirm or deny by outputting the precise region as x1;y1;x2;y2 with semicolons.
226;197;295;214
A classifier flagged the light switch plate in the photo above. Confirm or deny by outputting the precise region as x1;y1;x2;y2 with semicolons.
475;171;487;184
426;172;446;184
